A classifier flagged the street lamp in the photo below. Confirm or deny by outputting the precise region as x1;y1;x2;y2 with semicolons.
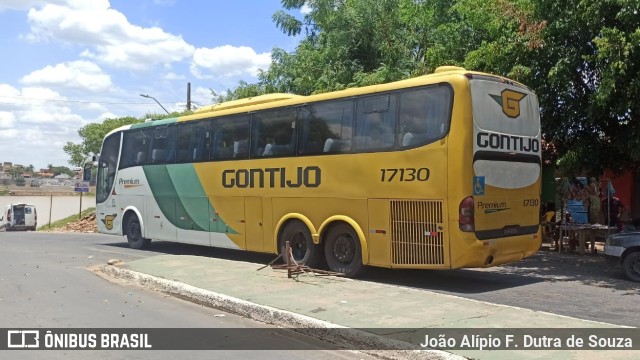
140;94;170;115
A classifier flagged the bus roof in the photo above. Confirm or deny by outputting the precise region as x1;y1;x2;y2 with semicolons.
194;93;303;114
184;67;529;120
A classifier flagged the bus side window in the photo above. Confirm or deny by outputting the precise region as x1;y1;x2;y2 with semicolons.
191;123;210;162
150;125;174;164
299;100;353;155
120;129;149;168
355;94;397;151
213;115;250;160
210;127;232;160
176;121;210;163
135;151;146;164
252;108;296;158
398;85;452;148
234;140;249;159
176;124;191;163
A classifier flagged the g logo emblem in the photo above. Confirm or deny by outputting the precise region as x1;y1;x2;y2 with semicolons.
101;214;117;230
490;89;527;118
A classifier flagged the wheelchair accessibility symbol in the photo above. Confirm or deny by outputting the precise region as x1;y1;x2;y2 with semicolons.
473;176;485;196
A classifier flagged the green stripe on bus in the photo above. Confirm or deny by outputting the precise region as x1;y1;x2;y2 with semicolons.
167;164;218;232
131;118;178;129
143;165;204;231
143;164;236;234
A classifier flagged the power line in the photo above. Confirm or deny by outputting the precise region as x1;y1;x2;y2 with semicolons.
0;95;179;106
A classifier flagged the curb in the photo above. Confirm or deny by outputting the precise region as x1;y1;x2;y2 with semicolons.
97;264;464;360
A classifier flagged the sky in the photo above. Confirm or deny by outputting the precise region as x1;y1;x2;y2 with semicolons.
0;0;305;170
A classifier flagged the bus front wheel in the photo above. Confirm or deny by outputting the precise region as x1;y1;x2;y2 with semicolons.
324;223;365;278
280;221;320;268
126;215;151;250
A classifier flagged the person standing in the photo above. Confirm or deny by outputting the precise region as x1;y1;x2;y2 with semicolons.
602;196;622;228
618;203;632;231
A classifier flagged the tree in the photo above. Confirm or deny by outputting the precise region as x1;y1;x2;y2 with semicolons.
216;0;639;176
462;0;640;176
64;116;142;167
8;165;24;179
429;0;640;176
255;0;462;96
49;166;74;177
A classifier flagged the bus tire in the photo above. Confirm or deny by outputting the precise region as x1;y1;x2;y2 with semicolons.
126;215;150;250
324;223;366;278
279;221;320;268
622;251;640;282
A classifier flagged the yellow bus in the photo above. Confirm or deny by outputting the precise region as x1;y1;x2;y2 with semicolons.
94;66;541;277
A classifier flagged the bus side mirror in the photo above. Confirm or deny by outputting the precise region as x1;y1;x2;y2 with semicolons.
83;163;92;181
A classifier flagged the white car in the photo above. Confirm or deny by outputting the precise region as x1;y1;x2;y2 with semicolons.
0;203;38;231
604;230;640;282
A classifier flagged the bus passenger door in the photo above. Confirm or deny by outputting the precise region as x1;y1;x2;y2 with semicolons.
244;197;263;252
209;196;245;249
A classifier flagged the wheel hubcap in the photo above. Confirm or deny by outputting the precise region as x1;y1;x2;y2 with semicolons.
290;233;306;260
333;234;355;264
130;222;141;241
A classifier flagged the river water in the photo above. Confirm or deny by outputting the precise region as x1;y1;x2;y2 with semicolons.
0;195;96;227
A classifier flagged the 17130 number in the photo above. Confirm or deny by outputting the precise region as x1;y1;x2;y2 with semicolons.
380;168;430;182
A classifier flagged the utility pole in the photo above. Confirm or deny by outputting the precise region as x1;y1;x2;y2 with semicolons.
187;82;192;111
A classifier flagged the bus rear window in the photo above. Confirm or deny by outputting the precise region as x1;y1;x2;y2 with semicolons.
470;79;539;137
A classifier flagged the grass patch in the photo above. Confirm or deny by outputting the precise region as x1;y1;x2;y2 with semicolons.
39;207;96;231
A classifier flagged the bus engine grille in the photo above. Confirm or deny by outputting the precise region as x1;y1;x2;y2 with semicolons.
390;200;445;266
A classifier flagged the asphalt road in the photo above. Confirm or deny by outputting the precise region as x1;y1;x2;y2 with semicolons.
0;232;381;360
1;230;637;360
361;249;639;327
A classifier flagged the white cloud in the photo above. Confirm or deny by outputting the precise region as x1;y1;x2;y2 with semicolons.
20;106;84;126
191;45;271;79
193;86;214;107
300;3;313;15
164;72;185;81
0;83;21;102
24;1;195;70
0;111;15;128
0;84;62;110
21;60;112;92
0;0;66;11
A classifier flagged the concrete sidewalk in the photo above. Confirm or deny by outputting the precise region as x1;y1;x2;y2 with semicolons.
98;254;638;360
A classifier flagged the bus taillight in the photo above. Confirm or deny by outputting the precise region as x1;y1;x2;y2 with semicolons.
459;196;475;232
7;208;11;222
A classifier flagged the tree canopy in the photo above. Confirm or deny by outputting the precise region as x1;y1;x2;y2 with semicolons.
218;0;639;176
64;116;142;167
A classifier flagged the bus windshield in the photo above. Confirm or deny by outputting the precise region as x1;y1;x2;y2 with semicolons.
96;132;120;203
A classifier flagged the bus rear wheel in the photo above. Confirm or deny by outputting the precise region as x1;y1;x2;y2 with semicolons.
126;215;151;250
324;223;365;278
280;221;320;268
